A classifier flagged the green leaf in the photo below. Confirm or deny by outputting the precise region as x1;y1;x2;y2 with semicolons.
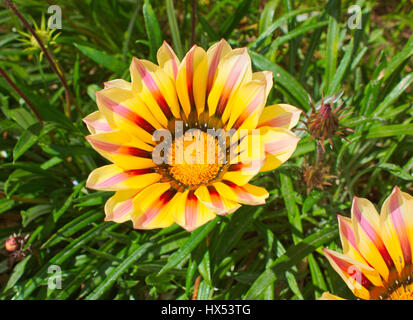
373;74;413;116
219;0;253;38
280;173;303;244
13;122;43;162
244;225;338;299
250;51;311;110
250;7;315;50
258;0;280;36
74;43;127;73
8;107;37;130
308;253;328;299
211;206;262;266
4;256;31;292
42;210;104;248
366;124;413;139
324;0;341;91
383;36;413;81
21;204;52;227
165;0;183;59
159;219;218;275
378;163;413;181
327;38;354;95
86;242;154;299
19;223;112;299
0;198;15;215
143;0;163;62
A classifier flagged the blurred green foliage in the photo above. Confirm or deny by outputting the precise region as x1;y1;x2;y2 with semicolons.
0;0;411;300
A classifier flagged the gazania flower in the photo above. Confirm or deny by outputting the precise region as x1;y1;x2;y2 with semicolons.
322;186;413;300
83;40;301;231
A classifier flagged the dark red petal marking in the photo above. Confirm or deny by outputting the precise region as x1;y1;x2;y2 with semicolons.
133;59;173;119
215;53;246;118
185;191;198;230
95;168;155;189
223;180;255;202
232;88;264;130
186;48;196;110
207;186;224;211
389;190;412;264
207;42;224;94
353;199;394;269
135;188;177;226
98;94;155;134
329;253;373;290
88;139;152;159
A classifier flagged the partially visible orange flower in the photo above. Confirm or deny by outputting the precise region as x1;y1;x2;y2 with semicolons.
84;40;301;231
321;186;413;300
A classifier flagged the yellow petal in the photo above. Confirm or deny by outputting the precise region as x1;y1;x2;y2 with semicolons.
104;189;139;223
103;79;132;90
85;130;154;170
257;104;302;130
323;248;381;300
225;79;267;131
194;185;241;216
86;164;160;191
222;160;264;186
130;58;181;125
176;45;208;117
213;181;268;205
96;86;162;144
259;127;300;172
206;39;232;94
337;215;370;267
351;197;394;281
131;183;177;229
252;71;273;99
157;41;180;80
172;189;217;232
380;186;413;275
318;292;345;300
207;48;252;121
82;111;112;134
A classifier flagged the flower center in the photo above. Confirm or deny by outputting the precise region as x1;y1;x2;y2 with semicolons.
168;131;224;186
388;282;413;300
375;269;413;300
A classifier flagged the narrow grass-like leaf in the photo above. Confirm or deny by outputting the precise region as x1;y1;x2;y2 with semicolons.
19;223;112;299
86;242;155;299
143;0;163;62
373;74;413;116
244;225;338;299
366;124;413;138
324;0;341;90
13;122;42;162
250;7;315;50
327;38;354;95
74;43;127;73
383;36;413;81
158;219;218;275
250;51;311;110
219;0;253;38
280;173;303;244
166;0;183;59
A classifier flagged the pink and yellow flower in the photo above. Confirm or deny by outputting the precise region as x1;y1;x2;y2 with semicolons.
84;40;301;231
322;186;413;300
